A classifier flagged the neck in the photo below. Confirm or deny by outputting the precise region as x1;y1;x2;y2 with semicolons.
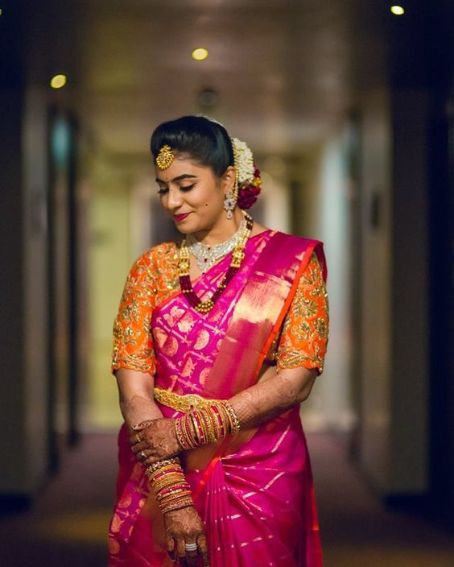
190;209;244;245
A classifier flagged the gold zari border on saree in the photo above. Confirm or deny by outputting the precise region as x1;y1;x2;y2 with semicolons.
154;387;220;413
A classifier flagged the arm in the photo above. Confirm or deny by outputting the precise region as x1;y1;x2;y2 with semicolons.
230;249;328;427
116;368;162;428
112;250;165;431
113;251;208;565
119;368;181;458
228;365;318;428
117;368;208;565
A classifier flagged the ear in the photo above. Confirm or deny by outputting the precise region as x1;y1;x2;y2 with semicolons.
221;166;236;195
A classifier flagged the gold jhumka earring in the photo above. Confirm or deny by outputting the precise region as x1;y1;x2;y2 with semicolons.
223;185;238;220
224;149;240;220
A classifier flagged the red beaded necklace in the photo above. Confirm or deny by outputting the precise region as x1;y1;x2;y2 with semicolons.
178;212;254;313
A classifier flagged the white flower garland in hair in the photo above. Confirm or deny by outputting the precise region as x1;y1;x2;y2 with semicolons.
231;137;255;186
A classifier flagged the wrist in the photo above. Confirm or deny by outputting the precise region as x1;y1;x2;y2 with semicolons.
146;457;194;515
174;400;241;450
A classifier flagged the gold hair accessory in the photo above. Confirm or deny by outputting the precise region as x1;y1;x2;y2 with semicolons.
156;145;175;170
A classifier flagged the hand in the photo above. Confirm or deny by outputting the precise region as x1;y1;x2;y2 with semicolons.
129;418;181;466
164;506;209;567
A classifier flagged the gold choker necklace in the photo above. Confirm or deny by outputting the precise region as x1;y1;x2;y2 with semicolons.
186;216;247;273
178;211;254;313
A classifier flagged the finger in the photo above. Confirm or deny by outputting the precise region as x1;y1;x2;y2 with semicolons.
185;553;197;566
167;537;177;563
175;537;186;561
144;454;161;467
184;540;198;567
131;420;154;431
137;449;150;462
196;533;207;554
129;432;143;446
197;534;209;567
131;441;149;454
128;433;139;445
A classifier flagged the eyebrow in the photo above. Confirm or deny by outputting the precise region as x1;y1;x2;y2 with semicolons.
155;174;198;184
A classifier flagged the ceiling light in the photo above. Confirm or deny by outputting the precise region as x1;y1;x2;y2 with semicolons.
192;48;209;61
50;74;67;89
390;5;405;15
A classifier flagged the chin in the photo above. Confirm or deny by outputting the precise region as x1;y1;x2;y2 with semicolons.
175;217;208;235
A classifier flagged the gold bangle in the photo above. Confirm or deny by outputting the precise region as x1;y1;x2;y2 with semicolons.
152;474;185;490
146;457;180;475
161;497;194;514
158;489;192;504
157;488;191;502
223;401;241;433
175;419;191;450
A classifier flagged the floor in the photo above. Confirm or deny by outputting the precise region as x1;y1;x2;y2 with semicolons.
1;432;453;566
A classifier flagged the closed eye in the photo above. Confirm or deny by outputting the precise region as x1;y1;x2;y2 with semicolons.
156;183;195;195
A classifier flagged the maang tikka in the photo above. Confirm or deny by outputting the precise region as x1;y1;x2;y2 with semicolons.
156;145;175;170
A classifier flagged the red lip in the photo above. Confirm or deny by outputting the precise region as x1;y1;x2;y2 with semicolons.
174;212;191;222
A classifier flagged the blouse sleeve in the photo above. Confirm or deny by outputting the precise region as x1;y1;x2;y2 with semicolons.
275;251;329;374
111;252;157;375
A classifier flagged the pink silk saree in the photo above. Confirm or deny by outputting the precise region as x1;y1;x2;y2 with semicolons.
109;230;326;567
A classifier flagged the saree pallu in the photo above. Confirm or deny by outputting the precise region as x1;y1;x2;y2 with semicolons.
109;230;326;567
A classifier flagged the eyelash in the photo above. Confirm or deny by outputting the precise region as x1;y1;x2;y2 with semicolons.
157;184;195;195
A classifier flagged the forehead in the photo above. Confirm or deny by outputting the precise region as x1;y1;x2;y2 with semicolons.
155;155;212;182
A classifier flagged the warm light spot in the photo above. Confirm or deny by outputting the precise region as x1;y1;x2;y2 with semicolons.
390;5;405;15
192;47;209;61
0;8;3;15
50;74;67;89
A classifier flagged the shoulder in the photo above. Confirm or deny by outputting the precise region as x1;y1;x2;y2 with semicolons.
272;231;324;255
275;230;323;246
128;241;178;278
273;232;327;282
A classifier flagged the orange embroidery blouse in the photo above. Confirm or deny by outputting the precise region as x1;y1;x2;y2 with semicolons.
111;243;329;376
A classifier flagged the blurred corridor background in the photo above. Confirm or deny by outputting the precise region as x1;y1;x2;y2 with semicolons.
1;0;453;565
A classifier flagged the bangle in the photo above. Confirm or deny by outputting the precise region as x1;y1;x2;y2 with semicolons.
173;400;241;450
146;457;180;475
223;400;241;433
161;496;194;514
146;457;193;515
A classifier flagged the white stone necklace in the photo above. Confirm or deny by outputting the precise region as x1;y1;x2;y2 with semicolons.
186;215;248;273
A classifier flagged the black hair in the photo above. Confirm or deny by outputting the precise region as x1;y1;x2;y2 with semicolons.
150;115;234;177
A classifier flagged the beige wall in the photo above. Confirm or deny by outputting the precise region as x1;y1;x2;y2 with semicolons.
86;160;135;430
358;87;429;495
359;88;393;490
290;139;355;433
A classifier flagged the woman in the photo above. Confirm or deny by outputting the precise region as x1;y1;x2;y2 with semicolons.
108;115;329;567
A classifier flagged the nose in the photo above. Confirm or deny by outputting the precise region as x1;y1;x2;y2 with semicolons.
166;186;184;210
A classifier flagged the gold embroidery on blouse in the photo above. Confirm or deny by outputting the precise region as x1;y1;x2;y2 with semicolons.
111;244;329;377
275;252;329;374
111;242;180;374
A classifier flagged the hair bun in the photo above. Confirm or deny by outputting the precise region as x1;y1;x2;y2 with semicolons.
231;137;262;210
238;167;262;210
